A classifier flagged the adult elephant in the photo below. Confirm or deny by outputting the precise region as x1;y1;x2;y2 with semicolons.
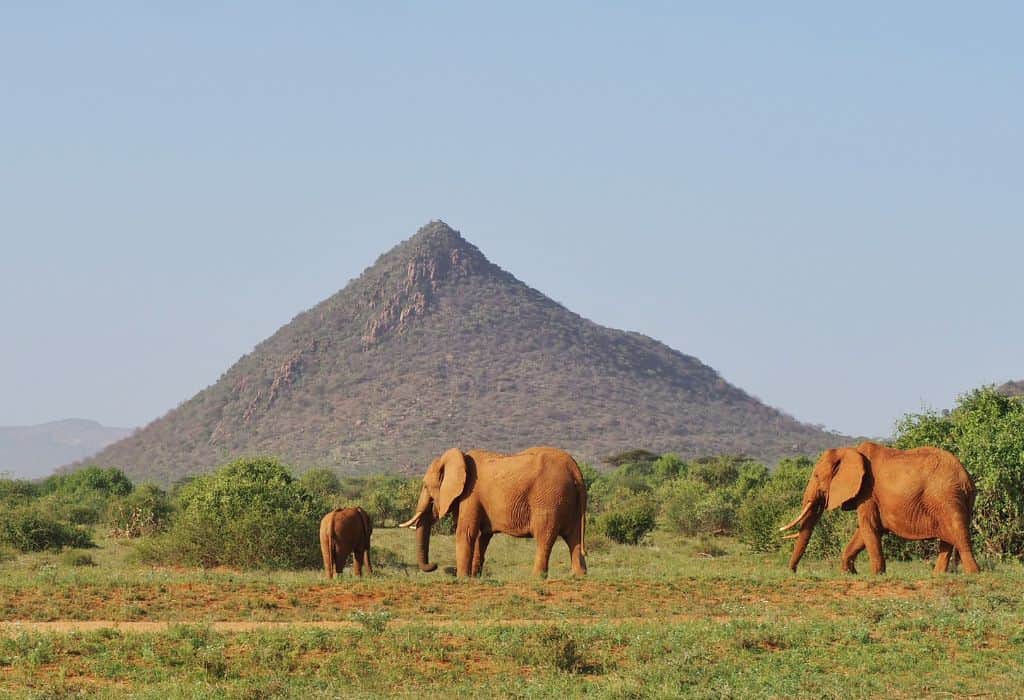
399;446;587;578
779;441;979;574
319;506;373;578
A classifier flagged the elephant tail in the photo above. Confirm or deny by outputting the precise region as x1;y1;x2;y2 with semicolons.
577;475;588;558
356;507;373;570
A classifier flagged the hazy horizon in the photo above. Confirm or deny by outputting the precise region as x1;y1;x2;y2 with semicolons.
2;4;1021;439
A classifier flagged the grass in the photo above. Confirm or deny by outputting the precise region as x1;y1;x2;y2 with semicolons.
2;528;1023;697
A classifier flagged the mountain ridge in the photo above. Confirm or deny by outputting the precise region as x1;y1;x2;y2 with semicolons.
997;380;1024;398
83;221;842;483
2;419;133;479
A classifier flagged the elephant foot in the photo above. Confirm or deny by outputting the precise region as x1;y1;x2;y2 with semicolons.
841;564;858;575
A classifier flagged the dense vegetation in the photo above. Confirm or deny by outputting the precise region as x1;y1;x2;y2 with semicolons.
86;221;838;484
4;387;1023;571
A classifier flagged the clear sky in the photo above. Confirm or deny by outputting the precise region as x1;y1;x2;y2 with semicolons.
2;3;1021;438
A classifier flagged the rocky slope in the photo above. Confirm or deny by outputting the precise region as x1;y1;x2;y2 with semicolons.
85;221;841;483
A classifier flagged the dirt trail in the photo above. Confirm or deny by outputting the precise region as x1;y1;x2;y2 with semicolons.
0;614;720;635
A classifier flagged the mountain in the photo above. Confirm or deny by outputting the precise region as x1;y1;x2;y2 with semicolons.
997;381;1024;398
86;221;841;483
1;419;133;479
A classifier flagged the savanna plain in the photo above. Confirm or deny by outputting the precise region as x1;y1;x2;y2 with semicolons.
2;527;1022;699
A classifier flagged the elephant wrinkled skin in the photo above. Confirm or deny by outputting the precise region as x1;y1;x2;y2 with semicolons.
400;446;588;578
319;506;373;578
780;441;979;574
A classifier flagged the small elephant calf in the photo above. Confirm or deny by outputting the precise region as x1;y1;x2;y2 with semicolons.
319;507;373;578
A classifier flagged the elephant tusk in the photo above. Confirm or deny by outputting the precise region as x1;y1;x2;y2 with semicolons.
398;512;423;529
778;502;813;532
781;532;800;540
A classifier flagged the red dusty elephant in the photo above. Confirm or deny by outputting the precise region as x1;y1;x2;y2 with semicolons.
399;446;588;578
319;506;373;578
780;441;980;574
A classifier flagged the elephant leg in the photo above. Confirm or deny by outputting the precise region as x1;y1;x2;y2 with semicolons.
532;531;558;578
352;548;363;577
947;517;980;574
934;541;954;573
857;507;886;574
322;543;334;580
562;530;587;576
471;533;492;577
362;547;373;576
840;529;866;574
455;531;476;578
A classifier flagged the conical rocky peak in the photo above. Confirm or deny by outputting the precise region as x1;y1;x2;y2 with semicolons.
360;221;497;346
84;221;842;483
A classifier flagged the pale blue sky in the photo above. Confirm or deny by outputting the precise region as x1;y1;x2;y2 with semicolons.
2;3;1021;438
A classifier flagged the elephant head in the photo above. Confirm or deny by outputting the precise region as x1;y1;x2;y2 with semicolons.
398;448;469;572
779;448;867;572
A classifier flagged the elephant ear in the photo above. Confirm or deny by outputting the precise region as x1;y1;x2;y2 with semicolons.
826;449;866;511
436;448;468;519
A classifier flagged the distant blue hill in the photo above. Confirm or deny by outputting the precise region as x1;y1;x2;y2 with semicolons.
0;419;133;479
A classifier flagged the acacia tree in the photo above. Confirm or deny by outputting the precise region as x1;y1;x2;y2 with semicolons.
894;387;1024;558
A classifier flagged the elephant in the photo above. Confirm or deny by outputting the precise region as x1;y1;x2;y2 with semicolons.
319;506;373;578
398;446;588;578
779;441;979;574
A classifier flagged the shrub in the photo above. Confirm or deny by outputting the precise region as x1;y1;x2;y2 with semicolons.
362;476;417;528
658;477;738;535
108;484;171;538
690;456;744;489
298;468;342;507
0;479;39;506
142;457;321;569
37;466;134;526
737;493;790;553
595;493;656;544
651;454;687;483
0;506;93;552
42;466;133;499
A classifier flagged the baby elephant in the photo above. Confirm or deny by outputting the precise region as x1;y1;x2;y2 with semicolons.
319;507;373;578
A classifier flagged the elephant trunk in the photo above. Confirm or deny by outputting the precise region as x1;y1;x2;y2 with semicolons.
787;507;821;572
415;507;438;572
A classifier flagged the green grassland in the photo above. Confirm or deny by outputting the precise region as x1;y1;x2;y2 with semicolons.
3;528;1023;699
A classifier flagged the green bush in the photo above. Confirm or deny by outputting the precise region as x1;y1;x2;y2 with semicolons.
298;468;342;507
37;466;135;526
595;494;656;545
42;466;133;499
107;484;172;538
690;456;744;489
0;506;93;552
363;476;418;528
658;477;738;535
0;479;39;506
651;454;687;482
140;457;321;569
